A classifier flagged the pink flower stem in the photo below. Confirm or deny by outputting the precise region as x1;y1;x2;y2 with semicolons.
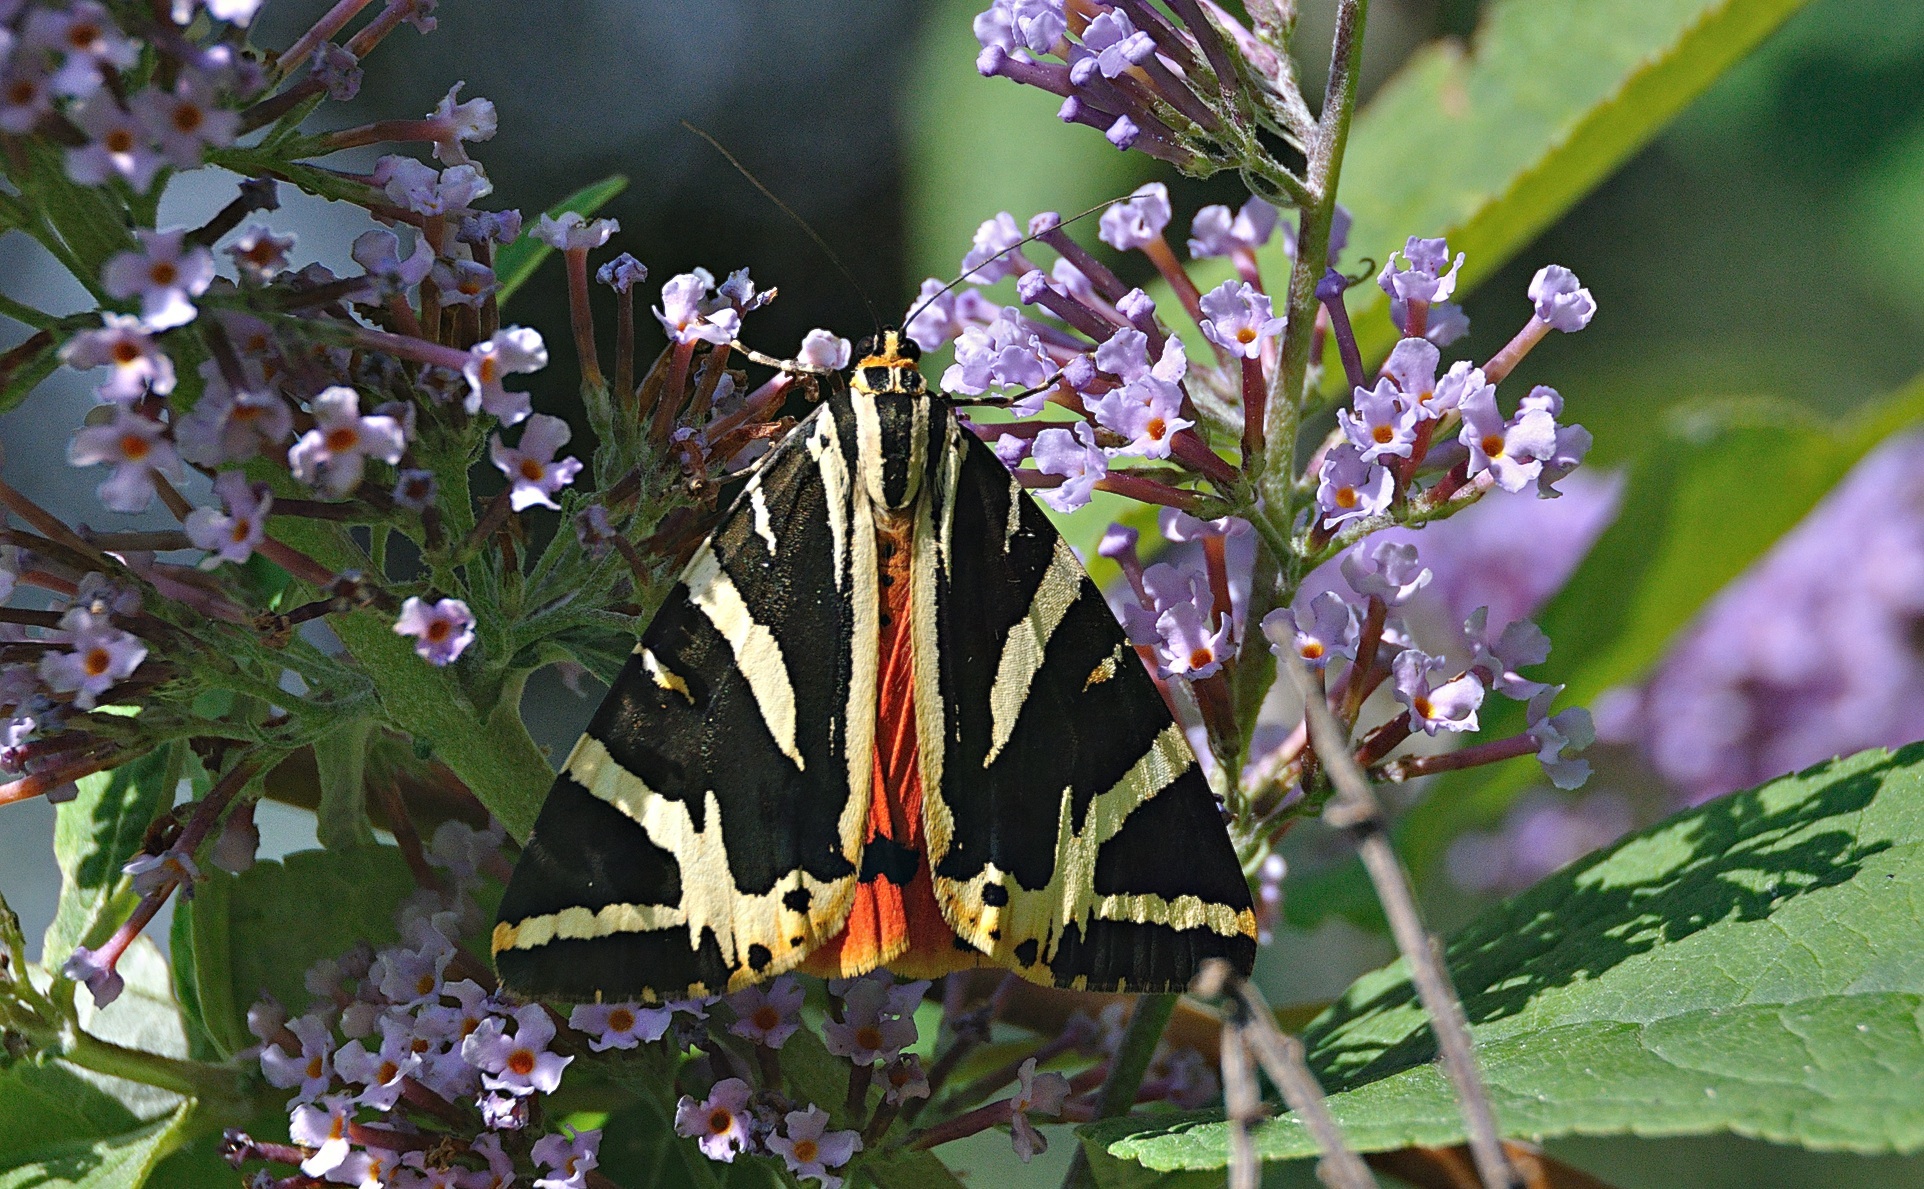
905;1100;1014;1151
563;248;603;388
0;477;119;572
1141;235;1206;330
457;489;513;561
351;326;470;372
1240;356;1266;465
614;282;636;404
1341;597;1388;727
1353;715;1414;770
0;745;124;807
318;118;445;152
1203;535;1233;628
1404;297;1430;342
1379;733;1537;783
344;0;422;59
255;537;340;588
649;340;698;445
278;0;376;77
1172;428;1239;487
1482;316;1551;385
1093;471;1204;512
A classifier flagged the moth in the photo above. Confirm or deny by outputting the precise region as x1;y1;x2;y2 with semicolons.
493;330;1257;1001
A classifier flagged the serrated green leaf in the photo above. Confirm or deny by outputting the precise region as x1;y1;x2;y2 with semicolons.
43;748;180;968
1095;741;1924;1169
1319;0;1816;384
184;846;416;1051
493;175;629;305
312;718;377;850
0;1100;194;1189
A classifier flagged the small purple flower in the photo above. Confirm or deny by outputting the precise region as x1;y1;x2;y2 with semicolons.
1116;287;1157;323
943;307;1054;397
1460;385;1558;494
726;976;803;1049
261;1012;336;1103
1429;360;1490;419
1008;1057;1070;1163
1031;421;1108;513
308;42;362;101
883;1053;931;1105
1393;650;1485;735
68;407;181;514
1098;183;1172;251
799;329;852;371
568;1000;672;1051
1188;196;1280;258
1315;444;1393;528
1377;235;1463;306
974;0;1068;57
431;259;499;308
1393;297;1470;346
26;3;138;97
1465;607;1552;701
352;228;434;295
185;471;272;565
1381;337;1440;414
66;96;164;190
769;1105;862;1189
393;597;475;666
0;56;55;134
532;1126;602;1189
991;434;1030;467
1263;591;1356;670
459;209;523;248
60;315;175;403
823;979;918;1066
1341;540;1431;607
532;211;619;252
288;1093;356;1178
426;82;497;165
1528;265;1596;332
462;1003;572;1096
464;327;549;424
60;944;124;1008
960;211;1030;283
490;414;582;512
132;74;237;168
674;1077;754;1162
289;386;406;496
1074;8;1156;84
596;252;648;293
1092;374;1192;460
1338;379;1420;462
333;1026;420;1110
1199;280;1285;359
467;1133;516;1189
175;383;294;467
1159;509;1248;543
390;469;437;512
1093;327;1185;384
1530;703;1594;790
123;848;198;898
1150;588;1234;680
375;156;493;216
229;225;297;282
655;272;741;346
101;228;215;331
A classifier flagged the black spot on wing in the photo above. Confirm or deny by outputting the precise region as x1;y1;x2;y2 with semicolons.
783;887;812;913
1092;766;1252;909
1047;918;1255;993
747;943;772;972
496;925;732;1004
981;883;1009;907
496;774;681;924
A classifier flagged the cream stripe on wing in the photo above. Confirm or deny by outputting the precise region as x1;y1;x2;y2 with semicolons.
683;547;803;770
983;536;1085;766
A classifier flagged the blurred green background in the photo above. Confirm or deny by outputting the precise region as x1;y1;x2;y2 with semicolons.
9;0;1924;1182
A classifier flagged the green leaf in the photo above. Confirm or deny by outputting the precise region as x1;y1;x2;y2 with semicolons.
18;142;134;289
0;329;62;417
1315;0;1818;383
0;1101;194;1189
493;175;630;305
183;846;416;1053
312;718;377;850
44;747;180;968
1094;741;1924;1168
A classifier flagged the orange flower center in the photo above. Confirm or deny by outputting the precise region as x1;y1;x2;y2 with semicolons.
172;104;204;133
607;1007;636;1032
854;1025;884;1051
7;80;38;104
752;1006;781;1030
1236;326;1257;344
1480;434;1504;458
118;432;150;461
425;619;451;643
1372;424;1394;444
792;1138;820;1163
324;426;359;452
67;22;100;49
1334;485;1358;509
149;261;178;286
1413;695;1433;718
506;1048;536;1076
708;1109;734;1135
306;1055;324;1079
1188;647;1214;670
229;518;252;543
1146;417;1168;440
111;340;141;365
104;128;135;153
1300;641;1324;659
518;459;544;482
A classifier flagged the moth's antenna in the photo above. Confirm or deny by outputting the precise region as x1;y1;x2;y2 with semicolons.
682;120;883;336
900;195;1136;336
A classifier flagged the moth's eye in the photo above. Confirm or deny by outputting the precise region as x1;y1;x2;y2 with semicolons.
863;366;892;391
895;337;921;362
854;335;878;359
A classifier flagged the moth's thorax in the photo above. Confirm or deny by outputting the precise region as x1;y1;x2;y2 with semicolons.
846;329;935;512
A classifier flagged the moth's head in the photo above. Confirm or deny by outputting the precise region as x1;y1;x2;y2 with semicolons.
850;328;925;395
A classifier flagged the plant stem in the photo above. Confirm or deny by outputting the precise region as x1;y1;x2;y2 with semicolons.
1288;656;1519;1189
1060;993;1177;1189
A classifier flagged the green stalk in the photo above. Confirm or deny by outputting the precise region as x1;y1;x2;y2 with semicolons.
1059;993;1179;1189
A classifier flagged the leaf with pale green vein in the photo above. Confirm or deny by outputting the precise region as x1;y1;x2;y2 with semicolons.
1093;741;1924;1169
43;746;183;968
494;175;630;305
182;846;415;1054
0;1101;194;1189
